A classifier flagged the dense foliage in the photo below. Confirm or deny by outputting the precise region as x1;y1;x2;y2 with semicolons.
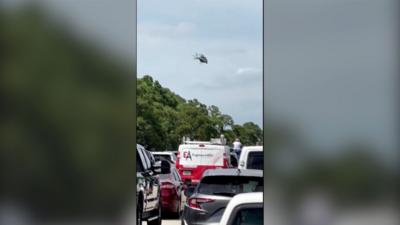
137;75;263;150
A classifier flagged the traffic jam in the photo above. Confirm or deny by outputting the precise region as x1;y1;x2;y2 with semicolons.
136;136;263;225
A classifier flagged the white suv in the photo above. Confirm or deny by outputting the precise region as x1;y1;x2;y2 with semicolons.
238;146;263;170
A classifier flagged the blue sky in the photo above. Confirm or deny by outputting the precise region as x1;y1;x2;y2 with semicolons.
9;0;396;158
137;0;263;127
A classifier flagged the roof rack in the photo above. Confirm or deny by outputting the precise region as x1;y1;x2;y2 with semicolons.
183;141;211;145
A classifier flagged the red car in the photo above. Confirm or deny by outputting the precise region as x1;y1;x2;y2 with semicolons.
159;165;184;218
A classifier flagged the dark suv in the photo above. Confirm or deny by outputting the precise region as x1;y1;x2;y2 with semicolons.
181;168;263;225
137;144;171;225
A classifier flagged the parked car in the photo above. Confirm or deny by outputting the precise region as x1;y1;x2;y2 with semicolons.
159;162;184;218
238;146;263;170
137;144;170;225
176;139;232;185
181;168;263;225
217;192;263;225
152;151;177;164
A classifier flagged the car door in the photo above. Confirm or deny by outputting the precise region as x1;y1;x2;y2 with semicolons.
144;150;160;211
172;168;183;196
137;147;152;212
172;168;184;210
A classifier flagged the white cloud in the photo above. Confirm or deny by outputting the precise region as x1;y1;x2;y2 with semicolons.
236;67;261;75
138;21;196;38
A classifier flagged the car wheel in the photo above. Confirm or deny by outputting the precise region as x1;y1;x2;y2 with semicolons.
137;203;143;225
176;195;182;219
148;202;161;225
173;199;180;219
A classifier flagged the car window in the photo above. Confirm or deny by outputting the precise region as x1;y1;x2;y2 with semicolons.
138;148;149;170
158;174;172;180
197;176;263;196
175;169;181;181
171;153;177;161
136;151;144;172
231;207;262;225
246;152;263;170
173;169;181;182
170;168;176;181
154;154;171;162
145;150;154;166
144;151;152;169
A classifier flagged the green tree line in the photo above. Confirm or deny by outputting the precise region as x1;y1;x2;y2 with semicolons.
137;75;263;150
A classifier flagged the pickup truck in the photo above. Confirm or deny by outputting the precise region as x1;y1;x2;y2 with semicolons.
136;144;171;225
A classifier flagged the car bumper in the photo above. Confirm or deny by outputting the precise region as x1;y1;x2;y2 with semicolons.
161;190;179;213
182;204;210;225
161;200;178;213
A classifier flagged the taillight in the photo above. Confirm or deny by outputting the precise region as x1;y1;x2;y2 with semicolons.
223;153;228;167
188;198;214;209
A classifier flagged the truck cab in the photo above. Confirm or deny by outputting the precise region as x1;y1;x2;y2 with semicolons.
176;137;231;185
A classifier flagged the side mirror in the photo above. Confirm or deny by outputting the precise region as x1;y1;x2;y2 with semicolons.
153;161;162;174
239;161;245;167
184;186;195;197
160;160;171;174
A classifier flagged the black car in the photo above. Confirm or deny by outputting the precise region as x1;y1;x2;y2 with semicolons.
137;144;171;225
181;168;263;225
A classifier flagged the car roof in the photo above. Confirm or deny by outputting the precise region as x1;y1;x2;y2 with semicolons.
241;146;263;152
229;192;263;204
151;151;173;155
202;168;262;177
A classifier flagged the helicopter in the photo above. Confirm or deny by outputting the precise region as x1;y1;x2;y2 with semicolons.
193;53;208;64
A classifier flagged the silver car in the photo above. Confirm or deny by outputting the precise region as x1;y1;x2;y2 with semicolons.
181;169;263;225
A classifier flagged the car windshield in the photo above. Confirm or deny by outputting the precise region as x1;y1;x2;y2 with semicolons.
136;151;144;172
232;207;262;225
154;154;172;162
247;152;263;170
158;174;171;180
197;176;263;196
